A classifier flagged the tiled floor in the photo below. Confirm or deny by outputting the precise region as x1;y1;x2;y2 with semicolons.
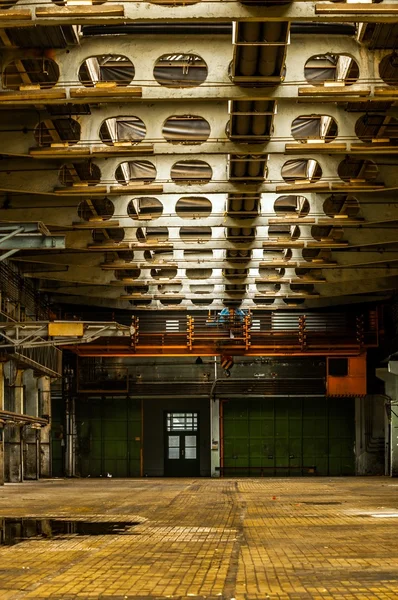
1;478;398;599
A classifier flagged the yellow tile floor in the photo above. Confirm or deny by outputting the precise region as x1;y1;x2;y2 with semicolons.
0;478;398;599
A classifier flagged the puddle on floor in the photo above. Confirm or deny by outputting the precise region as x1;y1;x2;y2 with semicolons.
0;518;140;546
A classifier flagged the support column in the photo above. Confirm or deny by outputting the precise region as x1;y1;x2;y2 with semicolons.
23;370;39;480
355;395;385;475
38;376;51;478
0;363;4;486
376;368;398;477
4;365;24;482
210;397;220;477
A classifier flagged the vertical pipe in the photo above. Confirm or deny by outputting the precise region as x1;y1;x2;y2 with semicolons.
36;429;40;481
19;426;24;483
219;400;224;477
140;398;144;477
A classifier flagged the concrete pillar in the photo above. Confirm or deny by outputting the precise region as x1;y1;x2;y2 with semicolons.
355;395;385;475
4;366;24;483
0;363;4;486
38;376;51;478
22;370;39;480
376;368;398;476
210;397;220;477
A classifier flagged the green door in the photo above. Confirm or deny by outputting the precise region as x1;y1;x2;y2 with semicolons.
223;397;354;476
76;397;141;477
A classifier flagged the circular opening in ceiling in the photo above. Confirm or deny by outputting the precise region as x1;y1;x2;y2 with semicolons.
256;282;282;293
323;194;360;218
281;159;322;183
92;228;125;244
268;224;300;240
99;116;146;145
137;227;168;242
59;161;101;187
253;298;275;305
337;157;378;182
190;284;214;293
290;283;315;293
184;249;213;260
160;298;183;306
115;161;156;185
176;197;212;218
151;267;177;280
154;53;207;88
34;118;81;147
379;53;398;86
258;267;285;279
191;299;214;306
125;285;148;294
291;115;338;143
274;195;310;216
78;55;135;87
144;249;173;262
262;248;292;261
116;250;135;262
158;283;182;294
128;197;163;220
162;115;210;144
115;269;140;280
295;268;322;280
304;54;359;86
302;248;332;263
171;160;212;184
283;298;305;305
180;227;212;242
186;268;213;279
129;299;152;306
78;197;114;221
355;114;398;144
3;58;60;90
311;225;344;241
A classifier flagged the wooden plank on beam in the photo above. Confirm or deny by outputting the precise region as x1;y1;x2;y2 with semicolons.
36;5;124;17
350;143;398;154
0;89;67;103
70;86;142;99
0;9;31;20
375;87;398;97
285;142;347;153
298;86;370;97
30;144;154;158
110;183;164;195
316;2;398;13
276;182;385;193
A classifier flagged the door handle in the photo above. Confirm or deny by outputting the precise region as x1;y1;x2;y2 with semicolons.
181;449;185;456
289;455;295;459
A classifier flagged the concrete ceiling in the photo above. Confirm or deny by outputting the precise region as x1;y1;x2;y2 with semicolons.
0;4;398;311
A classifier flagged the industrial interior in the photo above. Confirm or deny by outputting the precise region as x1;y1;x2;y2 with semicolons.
1;0;398;598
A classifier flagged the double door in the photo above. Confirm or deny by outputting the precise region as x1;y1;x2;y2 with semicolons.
165;412;200;476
